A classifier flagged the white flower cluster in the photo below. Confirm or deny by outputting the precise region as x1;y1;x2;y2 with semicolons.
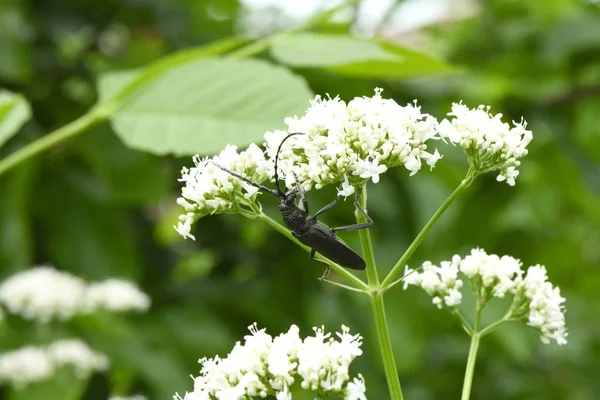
175;89;533;240
0;266;150;323
175;144;272;240
266;88;442;196
404;249;567;345
519;265;567;345
403;256;463;309
0;339;108;388
438;103;532;185
174;323;366;400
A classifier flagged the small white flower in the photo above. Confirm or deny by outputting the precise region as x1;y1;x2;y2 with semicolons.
345;374;367;400
84;279;150;313
439;103;532;185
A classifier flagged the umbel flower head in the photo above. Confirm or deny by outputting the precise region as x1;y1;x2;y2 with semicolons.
174;323;366;400
404;248;567;345
438;103;532;185
265;88;442;197
175;144;272;240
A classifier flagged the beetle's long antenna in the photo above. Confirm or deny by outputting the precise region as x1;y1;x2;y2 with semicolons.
274;132;305;196
211;162;280;198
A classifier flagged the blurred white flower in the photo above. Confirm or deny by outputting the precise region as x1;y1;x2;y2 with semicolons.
84;279;150;313
438;103;532;185
404;249;567;345
175;144;273;240
265;88;441;194
0;266;86;323
0;339;108;388
174;323;366;400
0;267;151;322
47;339;109;377
0;346;53;388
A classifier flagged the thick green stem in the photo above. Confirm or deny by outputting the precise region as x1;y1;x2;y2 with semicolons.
356;187;403;400
370;293;403;400
357;188;379;288
461;332;481;400
259;213;369;291
0;105;110;176
381;168;478;289
461;298;483;400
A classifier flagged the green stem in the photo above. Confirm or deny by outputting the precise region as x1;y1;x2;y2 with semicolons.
479;317;518;337
357;188;379;288
259;213;369;291
0;105;110;176
461;298;483;400
381;168;478;289
370;293;403;400
461;332;481;400
452;309;474;336
356;187;403;400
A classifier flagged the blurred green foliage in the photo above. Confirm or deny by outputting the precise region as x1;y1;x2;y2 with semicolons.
1;0;600;399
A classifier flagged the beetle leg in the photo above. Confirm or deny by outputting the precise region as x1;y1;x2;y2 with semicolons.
331;199;373;232
309;248;331;280
311;198;339;220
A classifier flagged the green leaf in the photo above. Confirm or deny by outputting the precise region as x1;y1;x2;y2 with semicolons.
98;36;247;105
270;33;455;78
101;58;313;156
0;89;31;149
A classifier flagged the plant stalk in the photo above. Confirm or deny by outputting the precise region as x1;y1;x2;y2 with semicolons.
461;298;483;400
382;168;478;289
356;187;403;400
0;106;109;176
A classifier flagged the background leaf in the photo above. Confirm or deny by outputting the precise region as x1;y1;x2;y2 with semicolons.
100;58;313;156
270;33;455;78
0;89;31;149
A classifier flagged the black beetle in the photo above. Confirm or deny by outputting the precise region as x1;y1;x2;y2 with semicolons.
213;132;373;278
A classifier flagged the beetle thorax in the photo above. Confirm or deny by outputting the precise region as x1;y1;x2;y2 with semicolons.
278;201;308;232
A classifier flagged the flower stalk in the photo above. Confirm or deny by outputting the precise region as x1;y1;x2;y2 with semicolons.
356;186;404;400
382;167;478;290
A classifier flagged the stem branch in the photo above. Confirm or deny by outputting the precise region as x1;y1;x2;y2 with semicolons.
382;168;477;289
